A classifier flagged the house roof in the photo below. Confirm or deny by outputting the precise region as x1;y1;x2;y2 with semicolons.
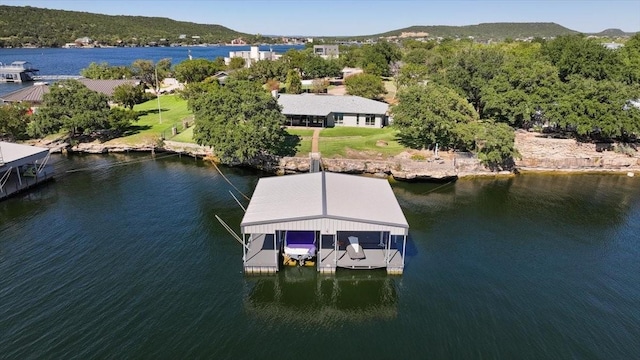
0;84;49;103
240;172;409;234
0;79;140;103
78;79;140;97
277;94;389;117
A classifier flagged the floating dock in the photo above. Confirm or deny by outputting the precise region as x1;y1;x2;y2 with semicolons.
0;142;53;201
240;172;409;275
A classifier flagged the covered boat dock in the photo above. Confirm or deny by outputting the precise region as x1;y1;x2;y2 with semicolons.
240;172;409;275
0;142;53;201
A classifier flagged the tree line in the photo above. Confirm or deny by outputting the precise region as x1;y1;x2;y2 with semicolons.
2;34;639;169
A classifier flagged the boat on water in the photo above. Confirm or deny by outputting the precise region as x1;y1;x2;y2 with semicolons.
0;61;39;83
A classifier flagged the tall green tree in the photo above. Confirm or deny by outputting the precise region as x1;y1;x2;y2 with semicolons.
392;83;478;150
190;79;288;163
284;69;302;94
545;76;640;140
228;57;246;70
344;73;386;99
30;80;111;136
445;46;505;117
81;62;133;79
173;58;224;83
0;103;30;140
542;35;623;82
112;83;144;109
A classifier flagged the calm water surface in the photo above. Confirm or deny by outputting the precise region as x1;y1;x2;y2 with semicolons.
1;154;639;359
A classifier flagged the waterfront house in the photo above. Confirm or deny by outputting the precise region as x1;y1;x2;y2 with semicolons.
277;93;389;128
1;79;141;105
224;46;281;68
240;172;409;274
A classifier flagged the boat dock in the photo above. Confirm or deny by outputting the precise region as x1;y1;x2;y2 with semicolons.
0;142;53;201
240;171;409;275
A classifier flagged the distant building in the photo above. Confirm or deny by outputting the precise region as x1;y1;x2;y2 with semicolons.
313;45;339;59
224;46;281;68
603;42;624;50
230;38;247;45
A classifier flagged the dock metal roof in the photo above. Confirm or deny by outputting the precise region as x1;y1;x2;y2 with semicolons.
240;172;409;235
0;141;49;169
277;94;389;117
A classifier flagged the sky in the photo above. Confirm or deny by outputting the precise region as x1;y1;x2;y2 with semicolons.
3;0;640;36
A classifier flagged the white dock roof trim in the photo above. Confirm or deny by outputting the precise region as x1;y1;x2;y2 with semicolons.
0;141;49;168
277;94;389;117
241;172;409;235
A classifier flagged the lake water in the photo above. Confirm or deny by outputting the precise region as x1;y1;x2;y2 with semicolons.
1;154;639;358
0;45;303;96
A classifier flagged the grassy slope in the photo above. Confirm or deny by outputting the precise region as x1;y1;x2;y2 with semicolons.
318;127;404;158
110;95;191;145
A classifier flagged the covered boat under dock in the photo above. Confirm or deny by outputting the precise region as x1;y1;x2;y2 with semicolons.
240;172;409;275
0;142;53;201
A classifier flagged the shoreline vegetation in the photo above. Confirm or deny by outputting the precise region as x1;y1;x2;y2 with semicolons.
30;127;640;181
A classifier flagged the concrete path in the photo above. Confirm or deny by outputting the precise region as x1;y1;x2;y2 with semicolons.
311;128;321;153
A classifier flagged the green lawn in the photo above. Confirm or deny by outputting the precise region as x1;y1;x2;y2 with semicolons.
112;95;192;145
170;126;196;143
285;128;313;156
318;127;405;158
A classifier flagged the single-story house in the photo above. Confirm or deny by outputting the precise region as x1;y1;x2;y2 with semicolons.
1;79;141;105
277;93;390;128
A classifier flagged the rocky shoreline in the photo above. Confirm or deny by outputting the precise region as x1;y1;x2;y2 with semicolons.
31;131;640;180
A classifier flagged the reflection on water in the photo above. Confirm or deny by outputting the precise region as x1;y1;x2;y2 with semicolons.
244;267;397;326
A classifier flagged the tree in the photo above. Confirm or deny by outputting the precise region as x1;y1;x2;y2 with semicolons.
173;58;224;83
108;107;139;134
30;80;111;137
396;63;430;88
481;55;560;127
0;103;30;140
190;79;289;163
250;59;289;83
455;121;518;169
228;57;246;70
392;83;478;150
284;69;302;94
81;62;132;79
302;57;341;79
311;78;329;94
112;83;143;109
620;33;640;85
344;73;386;99
542;35;623;82
545;76;640;140
445;46;505;117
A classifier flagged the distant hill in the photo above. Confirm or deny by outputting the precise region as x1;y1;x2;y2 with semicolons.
592;28;637;37
0;5;260;48
370;22;580;40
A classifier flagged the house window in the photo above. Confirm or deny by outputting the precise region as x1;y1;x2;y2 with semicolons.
365;114;376;126
335;113;344;125
356;114;359;125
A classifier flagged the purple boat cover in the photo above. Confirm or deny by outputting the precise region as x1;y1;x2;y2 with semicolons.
286;231;315;245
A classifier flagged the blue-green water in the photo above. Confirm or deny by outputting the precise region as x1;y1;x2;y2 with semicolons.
1;154;639;359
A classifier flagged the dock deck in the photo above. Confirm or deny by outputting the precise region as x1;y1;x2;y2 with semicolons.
318;235;404;274
244;233;280;274
0;165;54;201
